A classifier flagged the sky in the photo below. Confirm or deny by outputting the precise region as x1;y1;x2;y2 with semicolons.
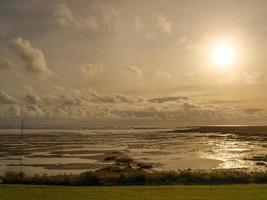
1;0;267;127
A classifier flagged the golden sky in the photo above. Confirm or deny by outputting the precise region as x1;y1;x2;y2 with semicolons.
0;0;267;126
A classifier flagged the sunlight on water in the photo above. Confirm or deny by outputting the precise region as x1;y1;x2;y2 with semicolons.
0;128;266;174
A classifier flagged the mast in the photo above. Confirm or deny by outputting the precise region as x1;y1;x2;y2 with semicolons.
19;118;24;176
19;104;24;181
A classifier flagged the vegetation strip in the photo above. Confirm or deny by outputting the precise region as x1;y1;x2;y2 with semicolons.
1;169;267;186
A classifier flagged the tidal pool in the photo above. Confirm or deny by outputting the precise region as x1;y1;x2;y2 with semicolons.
0;127;266;174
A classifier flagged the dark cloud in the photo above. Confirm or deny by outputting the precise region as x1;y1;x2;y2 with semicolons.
0;88;266;125
62;96;82;106
0;91;16;104
208;99;246;104
149;96;188;103
8;105;20;116
89;90;145;104
23;104;44;117
120;66;143;79
240;108;263;115
24;94;41;105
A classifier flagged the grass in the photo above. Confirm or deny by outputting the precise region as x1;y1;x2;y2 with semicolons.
0;184;266;200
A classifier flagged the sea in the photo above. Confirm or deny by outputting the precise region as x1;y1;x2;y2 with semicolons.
0;127;266;175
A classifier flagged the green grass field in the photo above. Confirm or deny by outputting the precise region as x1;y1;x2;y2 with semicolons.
0;185;266;200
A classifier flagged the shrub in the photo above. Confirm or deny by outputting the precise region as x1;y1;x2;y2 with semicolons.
120;171;147;185
1;169;267;186
2;171;25;184
79;172;100;186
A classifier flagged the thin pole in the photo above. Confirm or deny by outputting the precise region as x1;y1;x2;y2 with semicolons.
19;104;24;181
19;119;24;177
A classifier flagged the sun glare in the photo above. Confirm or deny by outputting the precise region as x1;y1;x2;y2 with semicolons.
212;43;235;67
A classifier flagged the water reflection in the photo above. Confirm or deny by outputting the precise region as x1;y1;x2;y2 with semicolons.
0;128;266;174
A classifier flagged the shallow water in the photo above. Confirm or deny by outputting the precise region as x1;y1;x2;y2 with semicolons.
0;128;266;175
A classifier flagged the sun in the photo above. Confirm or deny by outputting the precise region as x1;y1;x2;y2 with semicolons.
212;43;235;67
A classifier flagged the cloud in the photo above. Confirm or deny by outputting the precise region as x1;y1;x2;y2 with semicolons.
23;104;44;117
0;57;14;69
54;3;118;31
0;88;266;125
12;37;51;74
0;105;20;118
24;94;41;105
55;3;98;31
108;101;227;123
176;37;201;51
208;99;245;104
149;96;188;104
0;91;16;104
8;105;20;116
220;71;261;85
81;64;104;78
88;90;145;104
95;2;119;24
120;66;143;78
155;70;171;79
61;95;82;106
240;108;263;115
156;15;173;34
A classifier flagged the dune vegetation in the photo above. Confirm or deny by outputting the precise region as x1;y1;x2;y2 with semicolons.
1;168;267;186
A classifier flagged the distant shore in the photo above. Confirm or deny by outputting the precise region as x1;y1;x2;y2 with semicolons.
169;125;267;136
1;125;267;132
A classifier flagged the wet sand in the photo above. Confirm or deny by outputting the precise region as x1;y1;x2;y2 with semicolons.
0;127;266;174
